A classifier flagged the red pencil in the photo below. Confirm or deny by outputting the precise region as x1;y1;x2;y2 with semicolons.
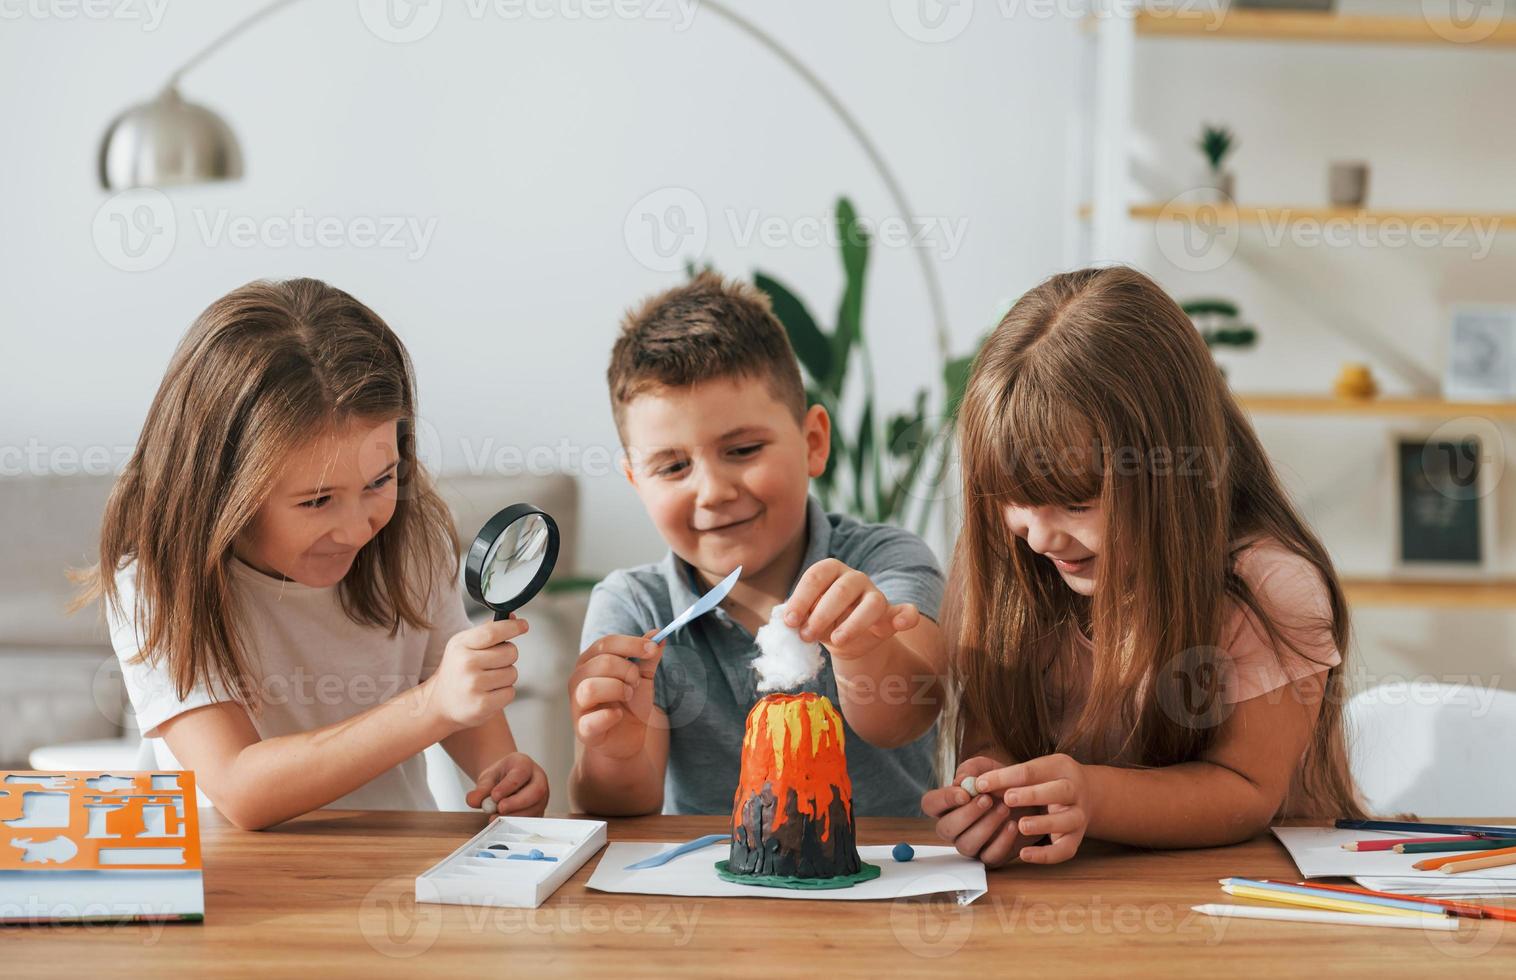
1342;834;1482;852
1262;878;1516;922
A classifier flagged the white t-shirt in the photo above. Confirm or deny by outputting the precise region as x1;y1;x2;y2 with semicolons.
108;555;472;811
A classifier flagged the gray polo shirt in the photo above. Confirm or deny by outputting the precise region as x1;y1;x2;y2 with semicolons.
580;495;944;817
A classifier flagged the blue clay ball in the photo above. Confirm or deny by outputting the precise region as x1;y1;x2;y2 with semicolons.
893;842;915;862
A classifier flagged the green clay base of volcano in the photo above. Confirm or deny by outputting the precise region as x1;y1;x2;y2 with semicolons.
713;859;881;890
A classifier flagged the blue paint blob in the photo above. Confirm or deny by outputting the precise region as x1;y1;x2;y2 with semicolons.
892;842;915;862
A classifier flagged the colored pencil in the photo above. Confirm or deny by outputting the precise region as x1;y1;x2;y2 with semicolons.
1335;818;1516;839
1441;847;1516;876
1192;904;1459;931
1415;843;1516;872
1220;883;1444;919
1343;834;1482;851
1259;879;1516;921
1395;839;1516;855
1220;878;1451;917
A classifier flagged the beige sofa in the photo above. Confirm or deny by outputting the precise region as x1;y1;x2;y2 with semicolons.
2;471;588;811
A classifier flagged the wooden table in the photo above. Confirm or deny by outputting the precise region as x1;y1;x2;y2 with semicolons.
6;811;1515;976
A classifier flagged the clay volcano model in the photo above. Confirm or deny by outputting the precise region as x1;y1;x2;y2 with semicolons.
716;692;879;889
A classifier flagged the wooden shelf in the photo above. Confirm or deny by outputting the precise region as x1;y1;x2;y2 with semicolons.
1344;578;1516;608
1127;202;1516;227
1238;394;1516;420
1133;10;1516;48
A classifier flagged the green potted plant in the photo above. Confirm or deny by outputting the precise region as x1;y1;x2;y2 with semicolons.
1181;297;1257;357
1196;123;1237;201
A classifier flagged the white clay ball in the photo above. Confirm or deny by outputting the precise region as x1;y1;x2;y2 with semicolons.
481;797;498;815
960;775;980;798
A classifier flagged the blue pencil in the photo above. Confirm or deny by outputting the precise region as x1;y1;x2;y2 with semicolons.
1335;818;1516;839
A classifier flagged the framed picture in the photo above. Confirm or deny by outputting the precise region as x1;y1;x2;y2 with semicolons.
1444;305;1516;401
1388;430;1496;577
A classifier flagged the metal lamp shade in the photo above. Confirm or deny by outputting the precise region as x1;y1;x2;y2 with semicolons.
98;87;243;190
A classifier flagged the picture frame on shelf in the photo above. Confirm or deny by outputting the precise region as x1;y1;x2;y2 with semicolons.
1387;429;1497;578
1443;305;1516;401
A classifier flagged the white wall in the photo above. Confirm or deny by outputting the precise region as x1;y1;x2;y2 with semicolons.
0;0;1080;575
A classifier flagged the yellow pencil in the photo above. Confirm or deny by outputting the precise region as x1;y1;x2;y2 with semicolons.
1221;884;1444;919
1441;847;1516;875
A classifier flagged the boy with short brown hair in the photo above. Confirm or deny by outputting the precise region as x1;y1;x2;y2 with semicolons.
569;272;945;816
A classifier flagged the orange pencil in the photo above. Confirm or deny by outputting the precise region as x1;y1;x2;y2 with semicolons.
1415;843;1516;872
1261;878;1516;921
1441;847;1516;876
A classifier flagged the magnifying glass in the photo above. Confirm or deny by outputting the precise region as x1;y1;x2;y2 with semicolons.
464;504;561;620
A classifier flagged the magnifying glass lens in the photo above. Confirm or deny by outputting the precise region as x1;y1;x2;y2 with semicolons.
482;515;549;605
465;504;560;620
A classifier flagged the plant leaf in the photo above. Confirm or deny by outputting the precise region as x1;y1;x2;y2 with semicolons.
943;348;979;421
853;399;874;517
832;198;869;390
881;390;930;521
757;272;833;387
1179;297;1239;318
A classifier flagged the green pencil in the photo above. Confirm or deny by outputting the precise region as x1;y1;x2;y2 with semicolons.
1395;838;1516;854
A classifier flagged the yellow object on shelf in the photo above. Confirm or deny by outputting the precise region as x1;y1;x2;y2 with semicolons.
1332;363;1378;400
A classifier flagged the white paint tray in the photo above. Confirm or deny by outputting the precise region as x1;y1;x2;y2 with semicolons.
415;816;607;910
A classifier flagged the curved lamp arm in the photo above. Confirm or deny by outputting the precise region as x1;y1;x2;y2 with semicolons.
149;0;952;365
699;2;951;366
165;0;304;87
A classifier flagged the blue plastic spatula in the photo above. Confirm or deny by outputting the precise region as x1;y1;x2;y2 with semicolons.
650;566;742;644
623;833;733;871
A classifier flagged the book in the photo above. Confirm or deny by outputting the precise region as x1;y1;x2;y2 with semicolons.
1;770;204;924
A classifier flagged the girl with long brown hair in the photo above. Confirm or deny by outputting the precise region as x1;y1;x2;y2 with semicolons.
78;278;547;829
923;266;1364;866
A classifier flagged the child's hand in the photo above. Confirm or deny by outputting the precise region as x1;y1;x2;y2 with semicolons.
974;753;1091;865
466;752;549;817
783;558;920;661
426;617;529;730
921;756;1038;868
568;631;664;760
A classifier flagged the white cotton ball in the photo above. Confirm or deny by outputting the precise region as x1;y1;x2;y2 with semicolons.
752;604;824;693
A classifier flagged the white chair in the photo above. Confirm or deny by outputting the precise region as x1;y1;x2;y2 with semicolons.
28;737;142;772
1347;680;1516;816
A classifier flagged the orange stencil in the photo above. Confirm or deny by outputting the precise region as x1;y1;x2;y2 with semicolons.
0;771;201;872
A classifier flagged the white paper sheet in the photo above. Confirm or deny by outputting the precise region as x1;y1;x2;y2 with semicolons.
586;843;988;904
1271;827;1516;883
1351;877;1516;900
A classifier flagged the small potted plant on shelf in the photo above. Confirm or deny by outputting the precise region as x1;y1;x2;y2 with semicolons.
1196;123;1237;202
1182;297;1257;361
